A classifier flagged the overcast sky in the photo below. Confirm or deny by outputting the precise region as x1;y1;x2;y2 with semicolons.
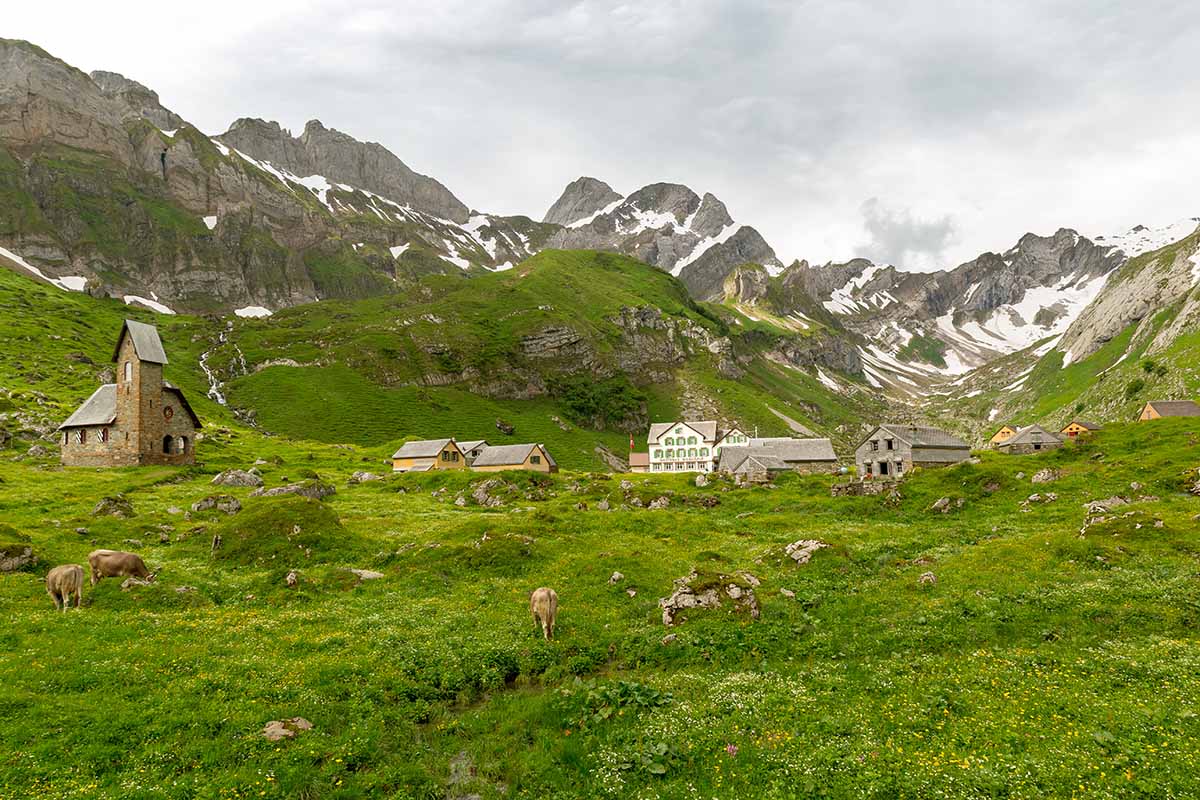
8;1;1200;270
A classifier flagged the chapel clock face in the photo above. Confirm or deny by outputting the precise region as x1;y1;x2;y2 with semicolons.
164;406;174;421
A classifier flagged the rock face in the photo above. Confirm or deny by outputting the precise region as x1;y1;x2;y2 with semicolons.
89;70;183;131
678;226;782;301
1057;224;1200;365
218;118;470;223
543;177;622;226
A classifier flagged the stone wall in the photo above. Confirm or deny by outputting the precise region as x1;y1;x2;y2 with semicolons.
1000;442;1063;456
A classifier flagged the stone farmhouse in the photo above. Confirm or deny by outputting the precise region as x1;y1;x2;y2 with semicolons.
646;421;749;473
855;424;971;478
391;438;556;473
1060;420;1102;439
717;437;839;477
988;425;1017;447
59;320;200;467
1139;400;1200;421
471;443;558;473
996;424;1063;455
391;439;465;472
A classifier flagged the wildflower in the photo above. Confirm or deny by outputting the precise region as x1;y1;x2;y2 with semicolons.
725;744;738;757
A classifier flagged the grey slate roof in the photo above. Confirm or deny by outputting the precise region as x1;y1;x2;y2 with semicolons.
751;437;838;462
1146;400;1200;417
59;384;117;429
457;440;488;453
112;319;168;365
1001;424;1062;447
472;443;540;467
392;438;455;459
863;424;970;450
164;383;202;428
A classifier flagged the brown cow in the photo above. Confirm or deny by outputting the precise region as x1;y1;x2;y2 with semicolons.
46;564;84;611
530;587;558;640
87;549;154;586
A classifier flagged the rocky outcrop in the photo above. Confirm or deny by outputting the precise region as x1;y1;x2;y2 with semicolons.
89;70;183;131
1057;226;1200;364
218;118;470;223
678;226;781;301
211;469;263;488
542;176;622;226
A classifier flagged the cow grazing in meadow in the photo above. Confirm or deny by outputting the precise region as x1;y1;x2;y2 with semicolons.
46;564;84;611
530;587;558;640
87;549;154;586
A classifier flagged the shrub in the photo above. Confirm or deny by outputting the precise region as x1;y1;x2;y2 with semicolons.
1125;378;1145;399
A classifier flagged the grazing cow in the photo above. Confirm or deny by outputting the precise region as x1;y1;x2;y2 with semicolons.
530;587;558;640
46;564;84;611
87;549;153;586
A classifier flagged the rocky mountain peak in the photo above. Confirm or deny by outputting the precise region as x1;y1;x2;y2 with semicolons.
219;117;470;222
542;177;621;226
89;70;183;131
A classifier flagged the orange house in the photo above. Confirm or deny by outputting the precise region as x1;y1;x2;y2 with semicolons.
391;438;466;472
1060;420;1102;438
988;425;1017;447
1139;400;1200;421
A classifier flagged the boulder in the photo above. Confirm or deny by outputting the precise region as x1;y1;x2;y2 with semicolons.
608;571;624;584
347;568;384;581
659;569;760;626
121;576;152;590
26;444;49;458
694;473;709;488
191;494;242;515
784;539;827;565
472;478;506;507
251;480;336;500
349;471;382;484
918;571;937;586
261;717;313;742
285;570;298;588
596;497;611;512
0;542;34;573
211;469;263;488
648;496;670;510
1031;468;1060;484
780;588;796;599
92;495;134;518
1084;496;1128;514
619;480;633;491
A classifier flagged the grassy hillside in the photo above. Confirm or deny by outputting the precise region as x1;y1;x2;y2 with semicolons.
2;416;1200;797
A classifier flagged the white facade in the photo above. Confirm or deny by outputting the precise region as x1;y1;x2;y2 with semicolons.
646;421;748;473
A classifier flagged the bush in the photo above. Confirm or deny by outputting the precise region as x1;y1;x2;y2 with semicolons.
1125;378;1145;399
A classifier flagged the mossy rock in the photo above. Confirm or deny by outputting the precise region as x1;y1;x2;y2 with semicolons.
0;523;35;572
210;496;363;566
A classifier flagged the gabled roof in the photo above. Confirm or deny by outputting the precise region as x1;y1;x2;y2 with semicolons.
392;438;456;459
59;384;117;429
112;319;168;365
990;425;1017;435
733;453;789;473
751;437;838;462
859;424;970;451
1000;424;1062;446
1062;419;1102;431
458;440;488;453
648;421;719;443
163;382;202;428
473;443;545;467
1145;400;1200;417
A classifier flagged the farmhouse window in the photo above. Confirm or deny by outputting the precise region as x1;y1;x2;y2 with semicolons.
531;455;541;465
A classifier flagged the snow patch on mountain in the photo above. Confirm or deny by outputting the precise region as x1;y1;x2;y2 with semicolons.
822;264;896;314
671;223;739;276
124;294;175;315
0;246;87;292
1092;218;1200;258
567;198;623;229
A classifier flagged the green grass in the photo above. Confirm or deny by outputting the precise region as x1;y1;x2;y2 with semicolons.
2;421;1200;797
897;333;948;369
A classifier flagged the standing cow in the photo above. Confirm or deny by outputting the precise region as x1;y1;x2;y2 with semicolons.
530;587;559;640
46;564;84;611
87;550;154;586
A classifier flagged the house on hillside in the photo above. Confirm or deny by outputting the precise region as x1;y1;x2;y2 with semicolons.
854;424;970;479
646;421;749;473
1060;420;1102;439
1139;400;1200;421
59;320;201;467
471;443;558;473
718;437;839;476
392;439;466;472
988;425;1017;447
457;440;489;465
996;424;1063;455
628;452;649;473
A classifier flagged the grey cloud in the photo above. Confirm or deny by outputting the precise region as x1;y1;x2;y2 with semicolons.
855;198;957;270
